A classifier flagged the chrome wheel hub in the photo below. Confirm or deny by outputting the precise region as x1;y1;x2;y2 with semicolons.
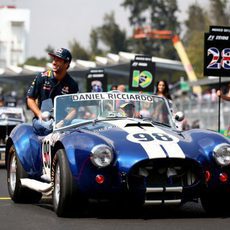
54;164;60;205
9;155;16;192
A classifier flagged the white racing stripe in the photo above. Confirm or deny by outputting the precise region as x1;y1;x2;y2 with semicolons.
161;142;185;158
139;141;166;158
104;120;185;159
140;125;185;159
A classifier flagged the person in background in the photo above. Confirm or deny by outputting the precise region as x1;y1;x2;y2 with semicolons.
117;84;126;92
139;102;151;118
217;83;230;101
154;80;173;111
116;84;127;108
120;102;135;118
0;95;4;107
155;80;172;100
110;85;117;91
153;80;177;126
27;48;79;135
91;80;102;92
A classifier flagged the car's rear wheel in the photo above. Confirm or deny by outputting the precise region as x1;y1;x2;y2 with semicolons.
52;149;87;217
7;145;42;203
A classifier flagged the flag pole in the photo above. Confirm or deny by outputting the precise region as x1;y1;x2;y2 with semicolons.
218;76;221;132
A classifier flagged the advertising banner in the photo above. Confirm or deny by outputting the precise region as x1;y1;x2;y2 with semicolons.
129;55;155;92
204;26;230;76
86;69;107;92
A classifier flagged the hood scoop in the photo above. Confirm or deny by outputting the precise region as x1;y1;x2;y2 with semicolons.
125;122;154;129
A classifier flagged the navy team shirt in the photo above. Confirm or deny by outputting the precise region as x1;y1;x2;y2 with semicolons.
27;70;79;110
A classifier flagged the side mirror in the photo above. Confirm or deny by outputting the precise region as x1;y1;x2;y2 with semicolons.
174;111;184;122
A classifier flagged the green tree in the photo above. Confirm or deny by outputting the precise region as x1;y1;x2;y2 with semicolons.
183;1;230;79
68;39;90;60
24;57;48;67
96;12;128;53
184;5;209;42
183;4;210;78
121;0;180;59
209;0;229;25
89;28;103;56
24;45;56;66
45;45;55;54
121;0;149;26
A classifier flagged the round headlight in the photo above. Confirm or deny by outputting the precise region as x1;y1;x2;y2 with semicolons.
90;144;113;168
213;143;230;166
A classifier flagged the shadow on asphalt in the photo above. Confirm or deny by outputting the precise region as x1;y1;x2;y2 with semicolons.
35;198;230;219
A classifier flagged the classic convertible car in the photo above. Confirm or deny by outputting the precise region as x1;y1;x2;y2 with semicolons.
0;106;25;163
6;92;230;217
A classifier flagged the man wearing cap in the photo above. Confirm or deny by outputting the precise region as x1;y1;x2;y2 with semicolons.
120;102;135;118
27;48;79;135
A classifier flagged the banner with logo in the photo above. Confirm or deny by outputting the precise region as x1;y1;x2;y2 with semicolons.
204;26;230;76
129;55;155;92
86;69;107;92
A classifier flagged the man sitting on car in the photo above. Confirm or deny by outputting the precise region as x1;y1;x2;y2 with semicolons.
27;48;79;135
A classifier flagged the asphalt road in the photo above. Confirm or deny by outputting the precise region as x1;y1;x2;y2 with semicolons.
0;167;230;230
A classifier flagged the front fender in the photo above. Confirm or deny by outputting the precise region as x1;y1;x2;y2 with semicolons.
59;131;110;178
6;123;42;176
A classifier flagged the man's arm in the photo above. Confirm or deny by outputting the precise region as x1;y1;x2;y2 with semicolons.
55;107;77;128
64;108;77;120
217;90;230;101
27;97;42;119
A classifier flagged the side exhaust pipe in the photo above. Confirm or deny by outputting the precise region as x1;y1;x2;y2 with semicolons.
20;178;52;194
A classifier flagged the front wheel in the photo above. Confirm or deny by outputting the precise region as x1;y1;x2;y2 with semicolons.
52;149;87;217
7;145;42;203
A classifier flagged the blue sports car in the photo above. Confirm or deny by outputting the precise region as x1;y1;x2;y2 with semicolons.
6;92;230;217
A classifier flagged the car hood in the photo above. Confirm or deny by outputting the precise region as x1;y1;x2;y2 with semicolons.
77;119;215;171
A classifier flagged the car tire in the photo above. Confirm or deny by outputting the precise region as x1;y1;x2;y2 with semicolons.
52;149;86;217
201;191;230;216
7;145;42;203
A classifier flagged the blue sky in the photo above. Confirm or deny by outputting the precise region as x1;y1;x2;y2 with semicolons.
2;0;209;58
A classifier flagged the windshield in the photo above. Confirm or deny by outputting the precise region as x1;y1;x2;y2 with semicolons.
54;92;175;129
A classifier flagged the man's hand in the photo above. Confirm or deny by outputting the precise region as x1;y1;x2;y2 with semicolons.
55;120;64;128
55;119;71;128
40;111;51;121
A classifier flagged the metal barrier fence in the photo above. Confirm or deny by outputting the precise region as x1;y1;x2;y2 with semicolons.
174;97;230;133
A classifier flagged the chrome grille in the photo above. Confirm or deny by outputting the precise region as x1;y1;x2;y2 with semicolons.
129;158;201;205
